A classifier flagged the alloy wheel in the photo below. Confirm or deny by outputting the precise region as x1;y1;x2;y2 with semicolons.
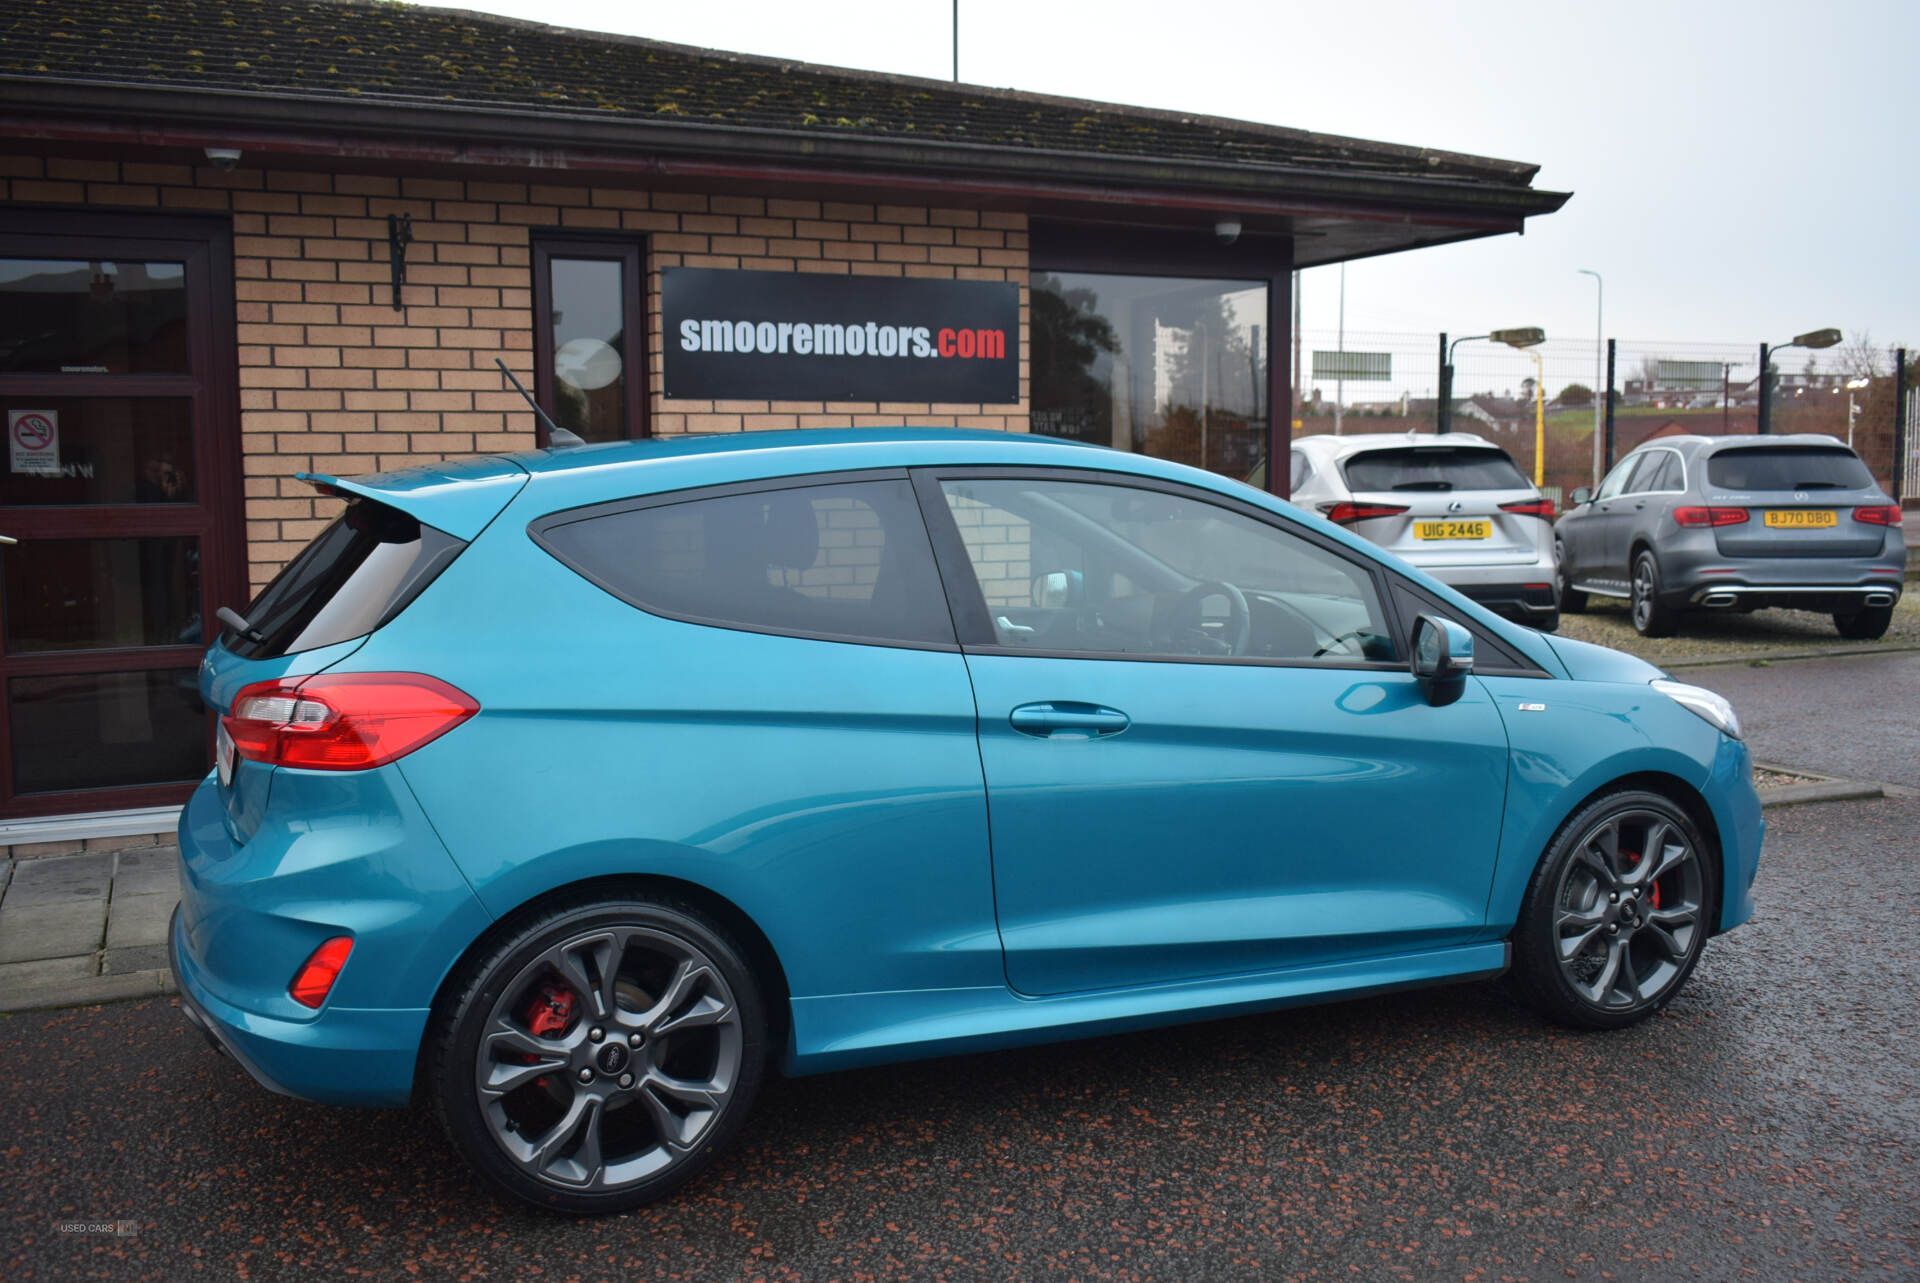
473;925;745;1193
1551;808;1705;1011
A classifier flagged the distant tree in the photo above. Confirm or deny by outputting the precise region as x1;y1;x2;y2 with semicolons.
1838;330;1887;381
1558;383;1594;407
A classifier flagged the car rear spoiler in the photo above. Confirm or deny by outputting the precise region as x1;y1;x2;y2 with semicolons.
295;457;531;542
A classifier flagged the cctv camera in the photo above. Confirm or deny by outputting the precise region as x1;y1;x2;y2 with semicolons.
204;147;242;172
1214;219;1242;245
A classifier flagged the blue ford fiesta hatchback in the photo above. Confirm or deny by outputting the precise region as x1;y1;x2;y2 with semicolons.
172;429;1761;1213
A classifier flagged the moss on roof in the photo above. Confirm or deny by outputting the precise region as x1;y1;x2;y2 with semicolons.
0;0;1542;186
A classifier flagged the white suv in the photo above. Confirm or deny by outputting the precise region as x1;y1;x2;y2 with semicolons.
1289;431;1560;630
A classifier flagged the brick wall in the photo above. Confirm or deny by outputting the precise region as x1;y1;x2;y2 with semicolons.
0;152;1031;590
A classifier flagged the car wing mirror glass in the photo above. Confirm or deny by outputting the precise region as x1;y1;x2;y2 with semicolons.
1411;614;1474;706
1569;486;1592;506
1032;569;1084;608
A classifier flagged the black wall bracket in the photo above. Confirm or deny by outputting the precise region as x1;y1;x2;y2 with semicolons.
387;212;413;312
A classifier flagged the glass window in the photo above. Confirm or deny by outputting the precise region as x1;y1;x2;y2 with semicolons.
0;259;190;374
1342;445;1529;493
1;397;195;505
1030;272;1268;479
3;537;200;653
1288;450;1311;492
226;500;467;660
535;238;646;445
8;669;206;794
1635;451;1681;493
538;479;954;647
1706;445;1875;491
1595;455;1644;501
939;477;1395;662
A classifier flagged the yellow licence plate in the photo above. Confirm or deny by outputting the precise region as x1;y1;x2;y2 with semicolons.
1763;509;1837;528
1413;520;1491;540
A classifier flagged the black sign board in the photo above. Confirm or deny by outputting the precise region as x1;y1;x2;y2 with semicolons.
662;268;1020;404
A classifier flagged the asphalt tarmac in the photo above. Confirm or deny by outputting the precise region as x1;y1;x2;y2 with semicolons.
5;655;1916;1281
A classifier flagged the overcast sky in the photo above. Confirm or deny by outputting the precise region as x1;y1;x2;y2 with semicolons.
433;0;1916;358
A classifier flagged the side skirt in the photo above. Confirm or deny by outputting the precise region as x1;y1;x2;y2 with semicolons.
785;940;1510;1075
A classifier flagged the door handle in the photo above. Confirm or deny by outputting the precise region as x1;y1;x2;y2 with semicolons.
0;534;16;545
1009;701;1130;739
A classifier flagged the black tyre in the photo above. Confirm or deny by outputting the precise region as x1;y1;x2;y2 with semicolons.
430;895;767;1214
1630;551;1679;638
1509;789;1716;1030
1533;610;1562;634
1833;604;1893;640
1554;540;1586;614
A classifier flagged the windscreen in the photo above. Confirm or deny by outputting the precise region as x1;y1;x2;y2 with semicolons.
223;499;467;659
1706;446;1876;492
1343;446;1529;493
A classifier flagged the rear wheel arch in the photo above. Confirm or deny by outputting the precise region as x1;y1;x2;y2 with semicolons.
421;872;793;1094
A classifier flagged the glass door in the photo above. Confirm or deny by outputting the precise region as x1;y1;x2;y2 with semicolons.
0;212;243;818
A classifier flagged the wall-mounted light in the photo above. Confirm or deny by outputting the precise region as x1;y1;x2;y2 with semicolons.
204;147;242;171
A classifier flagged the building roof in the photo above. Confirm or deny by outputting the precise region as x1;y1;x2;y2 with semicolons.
0;0;1569;260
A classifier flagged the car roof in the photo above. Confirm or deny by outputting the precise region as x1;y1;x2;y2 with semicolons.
1293;431;1498;457
1631;432;1849;455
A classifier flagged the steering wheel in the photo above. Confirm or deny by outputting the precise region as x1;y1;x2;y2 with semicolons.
1170;580;1251;656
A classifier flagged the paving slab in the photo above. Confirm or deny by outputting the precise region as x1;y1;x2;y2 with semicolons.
0;967;171;1013
0;857;11;902
102;944;168;975
104;891;179;950
112;847;181;897
0;953;96;991
0;896;107;964
4;852;112;905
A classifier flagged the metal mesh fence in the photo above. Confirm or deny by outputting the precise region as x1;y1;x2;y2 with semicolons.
1293;331;1909;503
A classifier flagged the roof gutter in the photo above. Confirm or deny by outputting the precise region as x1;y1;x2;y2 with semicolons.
0;78;1569;227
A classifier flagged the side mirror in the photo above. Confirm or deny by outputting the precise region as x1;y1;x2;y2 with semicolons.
1569;486;1592;507
1032;569;1084;609
1411;614;1474;706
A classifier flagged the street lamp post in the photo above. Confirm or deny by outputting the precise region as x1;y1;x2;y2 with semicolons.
1757;327;1841;434
1437;326;1544;437
1578;269;1603;484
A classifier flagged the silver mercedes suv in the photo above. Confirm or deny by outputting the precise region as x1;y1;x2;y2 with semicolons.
1553;433;1905;638
1288;432;1560;629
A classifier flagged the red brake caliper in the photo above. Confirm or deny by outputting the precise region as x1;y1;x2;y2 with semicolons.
1622;849;1663;908
526;981;577;1038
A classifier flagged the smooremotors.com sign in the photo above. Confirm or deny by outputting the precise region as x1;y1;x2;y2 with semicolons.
662;268;1019;404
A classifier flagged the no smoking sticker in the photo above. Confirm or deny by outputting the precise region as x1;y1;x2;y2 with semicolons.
9;409;60;474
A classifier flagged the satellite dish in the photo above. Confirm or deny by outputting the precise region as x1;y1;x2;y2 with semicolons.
554;338;622;391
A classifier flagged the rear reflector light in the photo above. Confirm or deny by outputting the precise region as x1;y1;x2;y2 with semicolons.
1854;505;1903;526
289;936;354;1008
223;673;479;771
1499;498;1557;519
1673;506;1750;528
1319;501;1410;524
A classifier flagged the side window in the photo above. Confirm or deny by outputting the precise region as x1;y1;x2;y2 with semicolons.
1289;450;1312;492
937;476;1397;663
1642;451;1681;492
536;478;955;646
1596;454;1644;500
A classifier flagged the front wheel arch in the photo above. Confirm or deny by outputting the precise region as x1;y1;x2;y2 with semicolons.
1524;770;1727;939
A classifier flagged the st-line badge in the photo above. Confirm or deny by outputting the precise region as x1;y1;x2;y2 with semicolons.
661;268;1020;403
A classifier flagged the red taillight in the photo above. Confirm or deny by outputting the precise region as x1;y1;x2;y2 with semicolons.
222;673;479;771
1499;498;1556;520
289;936;354;1008
1854;505;1904;526
1673;506;1750;528
1319;501;1410;524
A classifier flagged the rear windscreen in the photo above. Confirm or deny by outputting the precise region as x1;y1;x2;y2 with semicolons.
1343;446;1529;492
1706;446;1876;492
223;499;467;659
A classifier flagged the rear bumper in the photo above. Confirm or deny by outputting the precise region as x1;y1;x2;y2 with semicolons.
1454;581;1560;621
170;770;493;1108
1685;582;1901;611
